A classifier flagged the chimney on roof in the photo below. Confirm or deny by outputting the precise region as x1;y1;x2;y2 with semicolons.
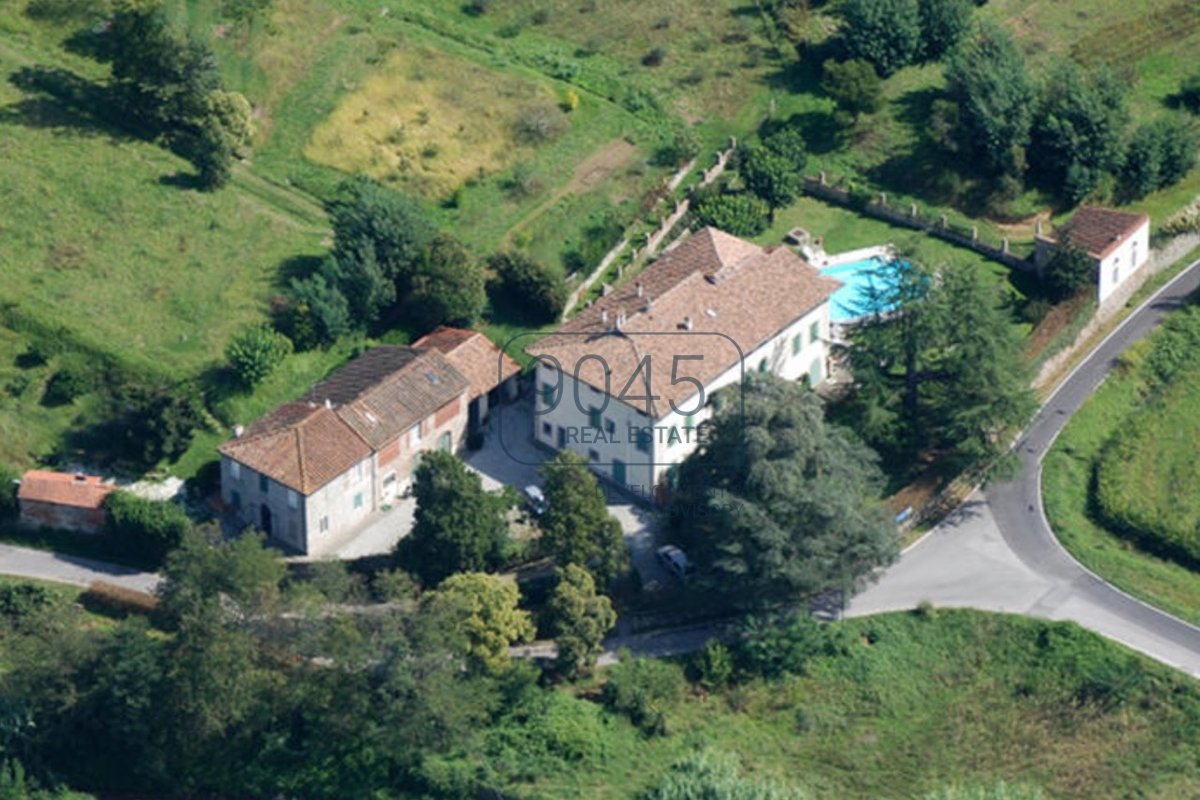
644;295;653;313
682;315;693;331
233;424;245;438
324;398;332;409
615;310;626;330
74;473;86;483
636;282;644;298
601;309;609;327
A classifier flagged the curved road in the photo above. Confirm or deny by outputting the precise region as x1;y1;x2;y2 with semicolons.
850;258;1200;675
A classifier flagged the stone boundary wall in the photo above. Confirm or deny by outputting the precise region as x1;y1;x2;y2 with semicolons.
802;174;1030;270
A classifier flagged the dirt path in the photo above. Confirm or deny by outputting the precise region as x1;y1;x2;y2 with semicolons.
504;139;638;243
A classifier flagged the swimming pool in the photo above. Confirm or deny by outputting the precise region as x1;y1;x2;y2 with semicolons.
819;255;904;323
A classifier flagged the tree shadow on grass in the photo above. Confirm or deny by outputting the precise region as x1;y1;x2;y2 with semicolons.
0;66;132;142
865;85;998;216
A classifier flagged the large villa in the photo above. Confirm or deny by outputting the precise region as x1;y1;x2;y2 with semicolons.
529;227;840;502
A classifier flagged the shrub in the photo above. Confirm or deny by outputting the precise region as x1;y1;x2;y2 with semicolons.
692;192;770;236
653;127;701;168
0;583;55;620
105;492;191;564
225;325;293;388
487;251;568;324
42;358;97;406
1180;73;1200;113
600;651;685;736
82;581;158;617
515;103;570;144
485;690;611;776
736;612;827;679
687;639;734;691
0;464;19;521
642;47;667;67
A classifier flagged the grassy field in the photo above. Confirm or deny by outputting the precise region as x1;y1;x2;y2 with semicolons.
497;610;1200;799
304;44;564;198
1043;337;1200;626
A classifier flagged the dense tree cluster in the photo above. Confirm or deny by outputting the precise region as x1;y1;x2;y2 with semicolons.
669;374;898;609
837;0;974;76
938;22;1195;202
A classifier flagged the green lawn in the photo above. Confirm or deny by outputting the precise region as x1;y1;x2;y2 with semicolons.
1043;338;1200;627
498;610;1200;799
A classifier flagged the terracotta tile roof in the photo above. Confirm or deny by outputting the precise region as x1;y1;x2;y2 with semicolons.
414;326;521;400
530;228;840;419
310;347;469;449
18;470;114;509
219;346;471;494
219;403;373;495
1049;207;1149;260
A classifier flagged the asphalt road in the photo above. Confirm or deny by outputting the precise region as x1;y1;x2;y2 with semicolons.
0;542;160;593
852;258;1200;675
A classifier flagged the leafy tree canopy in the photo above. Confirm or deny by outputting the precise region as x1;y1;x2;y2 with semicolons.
838;0;921;77
486;251;569;325
944;21;1036;177
397;451;510;586
821;58;883;121
408;234;487;332
1042;244;1095;303
693;192;771;237
844;258;1036;463
670;374;898;609
424;572;534;675
1030;61;1128;203
539;451;629;588
546;564;617;677
917;0;973;63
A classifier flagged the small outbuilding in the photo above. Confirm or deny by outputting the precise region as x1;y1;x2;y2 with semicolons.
17;470;114;534
1035;207;1151;305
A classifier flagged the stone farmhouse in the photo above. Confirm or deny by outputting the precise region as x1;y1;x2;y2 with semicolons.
219;329;519;555
529;227;839;503
1035;206;1151;305
17;470;114;535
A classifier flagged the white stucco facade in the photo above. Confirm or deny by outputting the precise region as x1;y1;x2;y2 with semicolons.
533;301;831;503
1096;218;1150;304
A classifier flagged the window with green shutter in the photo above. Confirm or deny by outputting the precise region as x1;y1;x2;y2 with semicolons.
588;407;601;429
792;332;803;355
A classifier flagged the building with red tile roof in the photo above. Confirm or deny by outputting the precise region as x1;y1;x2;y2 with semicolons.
1036;207;1151;304
529;227;839;502
18;470;115;534
218;335;517;555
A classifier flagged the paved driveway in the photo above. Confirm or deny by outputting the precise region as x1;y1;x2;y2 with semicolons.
849;258;1200;677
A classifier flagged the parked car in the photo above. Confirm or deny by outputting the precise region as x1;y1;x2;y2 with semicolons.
655;545;690;579
523;485;548;517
